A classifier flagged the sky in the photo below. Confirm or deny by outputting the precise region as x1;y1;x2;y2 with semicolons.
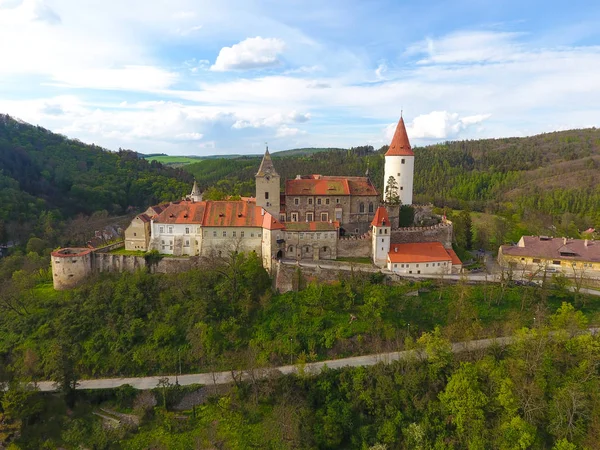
1;0;600;156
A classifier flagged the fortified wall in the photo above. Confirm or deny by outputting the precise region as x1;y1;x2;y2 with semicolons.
391;222;453;249
51;243;203;290
337;231;371;258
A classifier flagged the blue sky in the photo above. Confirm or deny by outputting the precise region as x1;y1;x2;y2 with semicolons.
1;0;600;155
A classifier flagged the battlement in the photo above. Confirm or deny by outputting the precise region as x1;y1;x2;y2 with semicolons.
339;231;371;241
396;221;452;232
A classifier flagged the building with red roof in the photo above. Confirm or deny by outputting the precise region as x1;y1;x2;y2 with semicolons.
387;242;462;275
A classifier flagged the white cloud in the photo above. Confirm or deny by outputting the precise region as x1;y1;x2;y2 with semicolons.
276;125;305;137
375;62;387;80
406;31;524;64
172;11;196;20
175;132;204;141
52;65;179;91
393;111;491;139
176;24;202;36
211;36;286;71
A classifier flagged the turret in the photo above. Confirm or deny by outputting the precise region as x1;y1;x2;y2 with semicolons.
383;116;414;206
255;146;281;217
371;206;391;267
190;180;203;202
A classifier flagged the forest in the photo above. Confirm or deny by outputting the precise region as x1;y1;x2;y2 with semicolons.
0;114;192;246
1;246;600;448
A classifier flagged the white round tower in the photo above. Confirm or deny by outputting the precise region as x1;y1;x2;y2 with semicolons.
383;116;414;206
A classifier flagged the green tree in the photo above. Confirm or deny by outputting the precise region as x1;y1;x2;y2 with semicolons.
384;176;400;205
439;362;488;449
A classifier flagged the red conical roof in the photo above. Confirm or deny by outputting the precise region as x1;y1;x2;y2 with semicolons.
371;206;390;227
385;117;414;157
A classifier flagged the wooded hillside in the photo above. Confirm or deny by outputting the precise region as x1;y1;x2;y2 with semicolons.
0;115;192;244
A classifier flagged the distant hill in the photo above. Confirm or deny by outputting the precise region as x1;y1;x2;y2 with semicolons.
0;115;192;243
272;147;345;157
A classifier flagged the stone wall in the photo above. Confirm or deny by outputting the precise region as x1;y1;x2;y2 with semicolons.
391;222;453;249
274;261;372;293
337;232;372;258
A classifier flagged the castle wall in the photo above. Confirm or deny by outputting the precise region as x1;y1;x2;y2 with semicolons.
337;233;372;258
391;223;453;249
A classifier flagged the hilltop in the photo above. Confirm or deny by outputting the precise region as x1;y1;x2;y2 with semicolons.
0;114;192;244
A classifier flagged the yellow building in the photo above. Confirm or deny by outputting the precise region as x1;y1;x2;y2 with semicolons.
499;236;600;278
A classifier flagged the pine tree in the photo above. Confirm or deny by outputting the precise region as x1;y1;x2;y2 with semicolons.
385;176;400;205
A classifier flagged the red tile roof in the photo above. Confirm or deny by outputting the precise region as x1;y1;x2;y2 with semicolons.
154;201;207;224
153;200;284;230
446;248;463;266
283;221;340;232
385;117;414;157
137;213;151;223
371;206;389;227
388;242;459;264
285;175;377;196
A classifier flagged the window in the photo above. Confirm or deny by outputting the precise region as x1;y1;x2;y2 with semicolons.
316;233;321;240
133;232;137;236
401;158;405;164
320;212;328;221
184;240;190;247
185;227;190;234
159;226;164;233
294;198;299;206
241;231;245;237
299;233;304;239
336;198;340;204
379;229;382;235
400;186;403;190
533;258;541;263
359;202;365;213
288;246;294;252
306;246;310;252
213;231;217;237
251;233;255;237
161;240;165;244
322;246;327;252
291;212;299;222
369;203;374;213
306;212;314;221
553;260;561;265
394;264;397;268
384;229;388;234
317;198;322;205
223;231;227;237
426;264;429;267
381;238;384;242
308;198;313;205
326;198;330;205
265;192;269;199
233;231;236;237
416;264;420;267
168;226;173;234
280;214;286;222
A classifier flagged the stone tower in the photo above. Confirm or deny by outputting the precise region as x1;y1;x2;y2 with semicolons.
371;206;391;267
383;116;414;206
255;147;280;217
190;180;203;202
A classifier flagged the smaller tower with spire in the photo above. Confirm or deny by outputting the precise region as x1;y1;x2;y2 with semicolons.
190;180;203;202
255;145;281;217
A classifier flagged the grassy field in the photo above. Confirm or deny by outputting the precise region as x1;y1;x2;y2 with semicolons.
143;155;204;166
336;256;373;264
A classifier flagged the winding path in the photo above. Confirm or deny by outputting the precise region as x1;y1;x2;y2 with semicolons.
35;331;599;392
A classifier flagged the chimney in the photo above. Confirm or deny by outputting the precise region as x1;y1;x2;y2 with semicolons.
394;247;397;253
563;237;567;245
585;239;589;247
296;175;301;179
261;208;265;216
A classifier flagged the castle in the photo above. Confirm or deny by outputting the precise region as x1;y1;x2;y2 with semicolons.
51;116;459;290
